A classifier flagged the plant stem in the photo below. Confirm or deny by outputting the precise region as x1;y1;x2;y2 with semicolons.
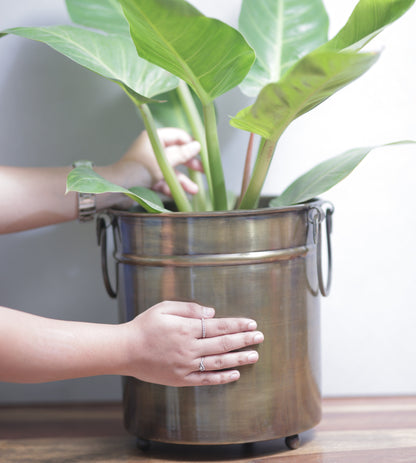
188;169;209;211
236;132;255;208
177;81;213;209
203;102;228;211
238;138;276;210
139;104;193;212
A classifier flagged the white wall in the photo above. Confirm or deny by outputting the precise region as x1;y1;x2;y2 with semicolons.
0;0;415;403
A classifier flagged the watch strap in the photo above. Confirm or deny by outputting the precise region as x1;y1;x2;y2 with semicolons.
72;160;96;222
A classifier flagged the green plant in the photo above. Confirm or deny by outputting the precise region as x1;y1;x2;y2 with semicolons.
2;0;414;213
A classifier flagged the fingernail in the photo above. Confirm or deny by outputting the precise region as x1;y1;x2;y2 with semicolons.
248;321;257;330
248;351;259;363
202;306;215;318
230;371;240;380
254;332;264;343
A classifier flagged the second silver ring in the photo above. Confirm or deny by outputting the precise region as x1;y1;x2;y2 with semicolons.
199;357;206;372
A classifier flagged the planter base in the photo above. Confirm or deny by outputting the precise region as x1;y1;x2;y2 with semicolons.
135;433;301;452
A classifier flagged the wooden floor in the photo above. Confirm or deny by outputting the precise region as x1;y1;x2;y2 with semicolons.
1;396;416;462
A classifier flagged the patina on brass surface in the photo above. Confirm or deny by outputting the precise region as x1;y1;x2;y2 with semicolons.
103;200;328;445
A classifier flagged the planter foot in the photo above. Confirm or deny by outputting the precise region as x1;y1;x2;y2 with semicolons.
285;434;301;450
136;437;151;451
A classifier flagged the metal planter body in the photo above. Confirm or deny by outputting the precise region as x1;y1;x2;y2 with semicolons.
99;200;332;445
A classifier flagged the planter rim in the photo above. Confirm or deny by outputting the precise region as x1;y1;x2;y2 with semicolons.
107;197;324;219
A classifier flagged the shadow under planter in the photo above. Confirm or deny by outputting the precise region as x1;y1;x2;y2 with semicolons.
97;198;333;448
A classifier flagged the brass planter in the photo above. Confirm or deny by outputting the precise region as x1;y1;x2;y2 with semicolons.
97;199;333;446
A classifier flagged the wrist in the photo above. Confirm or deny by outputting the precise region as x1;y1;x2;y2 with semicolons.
76;322;134;379
102;160;154;190
115;320;143;378
92;164;136;211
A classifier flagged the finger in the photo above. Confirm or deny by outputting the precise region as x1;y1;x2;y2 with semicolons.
157;127;193;146
184;158;204;172
198;317;257;339
165;141;201;167
185;370;241;386
152;172;199;196
177;171;199;194
152;180;171;197
157;300;215;319
195;350;259;373
200;331;264;356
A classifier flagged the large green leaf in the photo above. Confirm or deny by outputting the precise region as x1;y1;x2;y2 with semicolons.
148;89;203;132
2;26;179;104
118;0;255;105
270;142;415;207
233;0;415;139
322;0;416;52
230;50;379;141
65;0;130;36
239;0;329;97
66;166;169;213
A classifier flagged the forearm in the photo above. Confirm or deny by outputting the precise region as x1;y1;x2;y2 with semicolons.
0;164;144;234
0;306;130;383
0;130;201;233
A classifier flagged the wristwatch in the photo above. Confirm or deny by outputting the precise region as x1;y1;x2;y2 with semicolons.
72;160;96;223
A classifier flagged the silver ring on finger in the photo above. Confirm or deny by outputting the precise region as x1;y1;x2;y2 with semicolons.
199;357;206;372
201;317;206;339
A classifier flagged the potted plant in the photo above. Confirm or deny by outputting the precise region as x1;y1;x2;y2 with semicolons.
2;0;414;450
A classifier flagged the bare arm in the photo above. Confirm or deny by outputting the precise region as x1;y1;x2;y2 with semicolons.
0;302;263;386
0;165;109;233
0;128;201;234
0;129;264;387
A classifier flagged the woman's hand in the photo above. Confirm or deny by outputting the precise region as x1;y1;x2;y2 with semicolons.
112;128;202;196
122;301;264;387
0;302;262;386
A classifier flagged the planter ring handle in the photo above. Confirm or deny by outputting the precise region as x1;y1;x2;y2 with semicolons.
309;203;334;297
96;213;118;299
